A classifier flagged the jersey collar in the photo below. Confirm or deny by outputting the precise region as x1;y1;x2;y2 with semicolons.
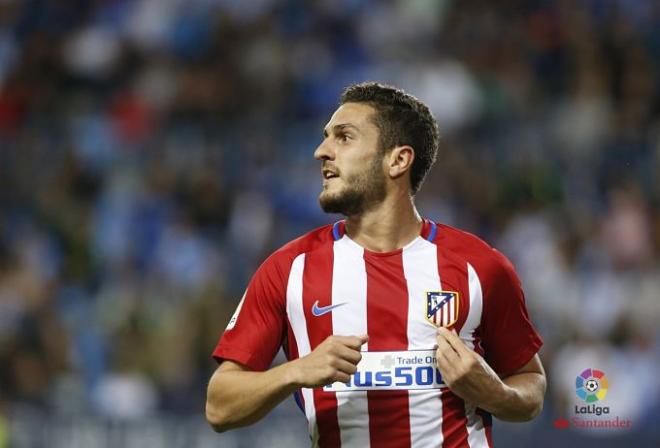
332;219;437;242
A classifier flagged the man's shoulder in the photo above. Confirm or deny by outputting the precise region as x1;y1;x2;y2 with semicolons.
275;223;335;256
434;222;493;255
251;223;335;283
262;222;335;268
433;222;514;275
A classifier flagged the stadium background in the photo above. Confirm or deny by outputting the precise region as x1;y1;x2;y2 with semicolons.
0;0;658;446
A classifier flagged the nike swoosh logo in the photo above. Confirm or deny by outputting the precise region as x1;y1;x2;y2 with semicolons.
311;300;347;317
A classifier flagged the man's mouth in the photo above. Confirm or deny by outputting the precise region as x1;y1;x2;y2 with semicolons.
322;169;339;180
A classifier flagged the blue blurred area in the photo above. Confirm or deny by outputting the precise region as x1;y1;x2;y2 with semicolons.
0;0;659;446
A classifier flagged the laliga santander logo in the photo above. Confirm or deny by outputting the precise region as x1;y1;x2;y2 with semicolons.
555;367;632;429
575;368;608;403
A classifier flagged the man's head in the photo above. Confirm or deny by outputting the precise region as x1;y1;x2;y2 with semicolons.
315;82;439;216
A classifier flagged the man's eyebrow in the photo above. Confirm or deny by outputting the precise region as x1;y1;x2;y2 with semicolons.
322;123;360;138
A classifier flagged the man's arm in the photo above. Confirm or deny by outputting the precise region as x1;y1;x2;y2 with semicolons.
206;334;368;432
492;354;546;421
435;327;546;422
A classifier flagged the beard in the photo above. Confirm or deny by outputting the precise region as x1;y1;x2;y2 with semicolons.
319;155;387;216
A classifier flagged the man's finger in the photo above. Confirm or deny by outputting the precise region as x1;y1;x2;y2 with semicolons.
435;346;453;371
333;372;351;384
436;333;460;363
336;346;363;365
437;327;469;355
334;359;359;376
331;335;368;350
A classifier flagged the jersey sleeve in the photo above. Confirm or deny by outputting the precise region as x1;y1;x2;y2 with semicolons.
212;253;289;371
479;250;543;375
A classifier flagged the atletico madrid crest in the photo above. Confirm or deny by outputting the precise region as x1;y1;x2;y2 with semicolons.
426;291;459;328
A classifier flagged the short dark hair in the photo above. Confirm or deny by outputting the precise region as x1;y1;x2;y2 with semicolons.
340;82;439;195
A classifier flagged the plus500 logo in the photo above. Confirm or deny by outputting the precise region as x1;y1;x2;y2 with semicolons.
333;366;444;391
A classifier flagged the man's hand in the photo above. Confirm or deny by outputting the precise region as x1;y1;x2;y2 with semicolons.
435;327;503;407
288;334;368;388
435;327;546;421
206;334;368;432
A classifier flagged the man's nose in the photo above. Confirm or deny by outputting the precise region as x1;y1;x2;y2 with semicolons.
314;139;334;161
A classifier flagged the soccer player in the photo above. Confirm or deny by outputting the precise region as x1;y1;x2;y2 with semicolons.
206;82;546;447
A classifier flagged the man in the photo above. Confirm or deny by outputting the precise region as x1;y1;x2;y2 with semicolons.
206;82;545;447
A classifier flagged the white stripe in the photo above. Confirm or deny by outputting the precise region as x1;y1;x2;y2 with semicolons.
449;297;455;324
403;238;444;448
462;263;483;341
332;237;370;447
286;253;318;442
464;262;488;448
465;403;488;448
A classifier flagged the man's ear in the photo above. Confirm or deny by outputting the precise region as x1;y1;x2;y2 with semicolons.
387;145;415;179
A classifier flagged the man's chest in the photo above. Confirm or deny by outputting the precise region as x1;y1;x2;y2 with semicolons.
286;247;475;352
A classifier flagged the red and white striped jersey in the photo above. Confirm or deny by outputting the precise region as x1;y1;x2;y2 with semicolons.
213;219;543;448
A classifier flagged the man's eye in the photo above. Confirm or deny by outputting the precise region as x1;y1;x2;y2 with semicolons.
338;134;351;142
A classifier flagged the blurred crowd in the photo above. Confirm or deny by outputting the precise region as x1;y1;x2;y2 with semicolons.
0;0;659;444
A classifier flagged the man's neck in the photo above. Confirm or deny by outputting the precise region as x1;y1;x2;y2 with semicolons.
344;193;423;253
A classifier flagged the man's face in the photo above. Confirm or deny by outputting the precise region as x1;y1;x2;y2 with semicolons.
314;103;387;216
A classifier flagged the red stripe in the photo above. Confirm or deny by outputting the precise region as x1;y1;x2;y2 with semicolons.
303;247;340;448
364;252;411;448
440;390;469;447
436;246;471;333
436;245;470;445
